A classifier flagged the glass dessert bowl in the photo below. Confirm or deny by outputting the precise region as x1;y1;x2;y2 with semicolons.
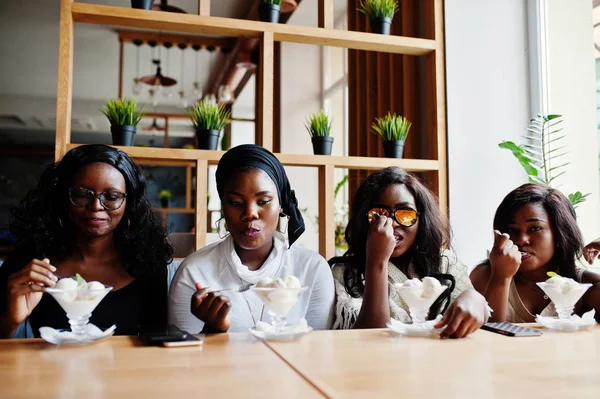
537;275;592;320
250;276;308;335
394;277;448;326
44;274;113;339
387;277;448;336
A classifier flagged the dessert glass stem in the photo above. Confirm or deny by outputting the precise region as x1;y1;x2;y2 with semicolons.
409;309;429;326
268;311;287;333
555;304;575;320
67;313;91;336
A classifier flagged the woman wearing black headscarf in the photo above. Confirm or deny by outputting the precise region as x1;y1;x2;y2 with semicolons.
168;145;335;333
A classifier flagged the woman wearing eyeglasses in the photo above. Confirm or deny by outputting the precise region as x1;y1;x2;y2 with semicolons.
0;144;173;338
331;167;489;338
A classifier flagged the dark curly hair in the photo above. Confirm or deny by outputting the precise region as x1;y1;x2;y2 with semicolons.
337;167;453;318
10;144;173;278
491;183;583;279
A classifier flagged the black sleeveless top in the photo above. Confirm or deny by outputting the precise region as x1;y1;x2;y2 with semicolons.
0;243;167;337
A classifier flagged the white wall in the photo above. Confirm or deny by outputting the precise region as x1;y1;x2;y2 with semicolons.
445;0;531;269
545;0;600;244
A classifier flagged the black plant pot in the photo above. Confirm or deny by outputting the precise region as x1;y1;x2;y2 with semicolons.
131;0;153;10
111;125;136;146
160;198;170;208
195;129;221;150
259;4;281;23
370;17;392;35
312;136;334;156
383;140;405;158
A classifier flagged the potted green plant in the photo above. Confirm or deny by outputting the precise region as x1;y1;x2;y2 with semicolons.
189;99;231;150
372;112;411;158
358;0;399;35
131;0;153;10
101;98;144;146
259;0;282;23
159;189;172;208
499;114;589;208
305;110;333;156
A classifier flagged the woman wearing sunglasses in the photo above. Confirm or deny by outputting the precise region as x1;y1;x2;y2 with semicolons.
331;167;489;338
0;145;173;338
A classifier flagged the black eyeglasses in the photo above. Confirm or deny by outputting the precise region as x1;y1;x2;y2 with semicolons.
367;207;419;227
68;188;127;211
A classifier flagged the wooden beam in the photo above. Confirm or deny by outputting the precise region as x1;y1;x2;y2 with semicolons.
117;30;235;49
318;0;335;29
72;3;436;55
318;164;335;260
198;0;210;16
195;159;208;250
66;143;440;171
55;0;74;161
432;0;448;212
258;31;274;151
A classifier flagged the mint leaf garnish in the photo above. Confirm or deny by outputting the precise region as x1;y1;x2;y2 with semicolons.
547;271;562;278
76;273;86;287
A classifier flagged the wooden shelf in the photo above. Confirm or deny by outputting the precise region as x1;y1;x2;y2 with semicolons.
56;0;448;260
66;144;439;172
154;208;195;214
71;2;435;56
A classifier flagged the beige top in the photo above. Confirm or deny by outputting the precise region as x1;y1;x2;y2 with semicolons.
506;267;586;323
331;250;480;329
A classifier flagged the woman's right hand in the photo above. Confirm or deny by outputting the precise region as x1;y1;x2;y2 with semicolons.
191;283;231;333
365;213;395;270
4;258;57;328
489;230;521;280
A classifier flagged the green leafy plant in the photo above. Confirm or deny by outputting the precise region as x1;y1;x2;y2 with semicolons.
158;190;172;201
371;112;412;141
358;0;398;19
101;98;144;126
189;99;231;131
498;114;589;208
261;0;282;5
305;110;332;137
334;175;348;199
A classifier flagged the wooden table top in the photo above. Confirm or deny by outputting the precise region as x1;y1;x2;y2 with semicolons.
0;334;324;399
3;326;600;399
265;326;600;398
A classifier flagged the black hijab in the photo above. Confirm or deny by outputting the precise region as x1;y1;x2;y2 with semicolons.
215;144;305;246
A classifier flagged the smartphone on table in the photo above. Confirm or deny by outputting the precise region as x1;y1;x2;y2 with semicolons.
140;324;202;347
481;322;543;337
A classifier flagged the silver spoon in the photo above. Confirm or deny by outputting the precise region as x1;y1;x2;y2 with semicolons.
211;283;254;294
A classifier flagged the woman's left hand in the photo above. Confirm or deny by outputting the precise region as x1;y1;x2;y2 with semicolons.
434;290;486;338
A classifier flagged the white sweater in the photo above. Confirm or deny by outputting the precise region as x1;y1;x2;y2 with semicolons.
168;232;335;333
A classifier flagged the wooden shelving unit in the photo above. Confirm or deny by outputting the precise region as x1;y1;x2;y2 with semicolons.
55;0;447;261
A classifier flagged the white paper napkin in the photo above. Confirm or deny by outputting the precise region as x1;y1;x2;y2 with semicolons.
39;324;116;343
536;309;597;328
389;314;443;331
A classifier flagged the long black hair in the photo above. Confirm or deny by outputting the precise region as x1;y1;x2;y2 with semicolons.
10;144;173;277
492;183;583;279
338;167;453;317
